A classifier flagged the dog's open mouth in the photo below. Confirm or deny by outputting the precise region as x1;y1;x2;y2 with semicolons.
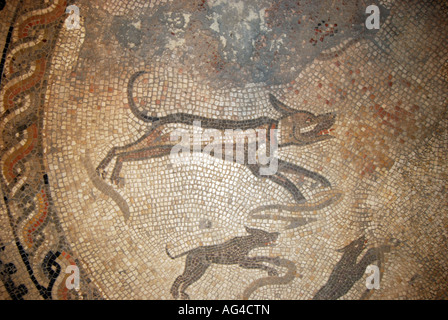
300;124;333;138
317;128;335;136
300;123;318;134
265;240;278;247
301;113;336;138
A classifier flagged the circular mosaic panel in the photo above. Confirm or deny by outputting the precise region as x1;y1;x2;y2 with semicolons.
0;0;447;300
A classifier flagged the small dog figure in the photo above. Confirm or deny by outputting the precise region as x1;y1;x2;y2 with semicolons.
166;227;281;300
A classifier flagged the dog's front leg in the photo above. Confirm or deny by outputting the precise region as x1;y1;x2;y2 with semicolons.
247;163;306;203
253;256;282;265
277;159;331;189
266;172;307;203
110;157;124;185
96;146;118;179
240;257;279;276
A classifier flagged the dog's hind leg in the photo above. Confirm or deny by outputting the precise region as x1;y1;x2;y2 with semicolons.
178;262;210;300
96;130;155;179
97;125;173;185
179;290;190;300
109;145;174;185
170;275;183;299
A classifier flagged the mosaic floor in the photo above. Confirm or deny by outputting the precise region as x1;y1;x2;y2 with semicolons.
0;0;447;300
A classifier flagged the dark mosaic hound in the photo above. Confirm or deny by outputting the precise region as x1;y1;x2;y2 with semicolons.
96;71;336;203
166;227;281;300
313;236;392;300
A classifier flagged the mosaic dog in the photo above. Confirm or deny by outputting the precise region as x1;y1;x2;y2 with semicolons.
313;236;392;300
165;227;280;300
96;71;336;203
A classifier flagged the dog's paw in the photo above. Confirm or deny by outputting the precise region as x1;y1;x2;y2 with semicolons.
181;292;190;300
96;168;107;179
272;257;282;266
268;269;279;277
111;176;125;187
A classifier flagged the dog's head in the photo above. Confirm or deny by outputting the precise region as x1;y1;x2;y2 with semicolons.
245;227;279;247
336;235;367;254
270;94;336;146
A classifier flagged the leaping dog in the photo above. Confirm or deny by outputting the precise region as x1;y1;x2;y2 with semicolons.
166;227;281;300
96;71;336;203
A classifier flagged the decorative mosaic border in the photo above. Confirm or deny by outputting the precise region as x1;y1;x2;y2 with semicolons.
0;0;102;300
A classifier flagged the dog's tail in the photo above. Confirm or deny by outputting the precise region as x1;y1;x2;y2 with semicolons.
165;245;189;260
128;71;160;123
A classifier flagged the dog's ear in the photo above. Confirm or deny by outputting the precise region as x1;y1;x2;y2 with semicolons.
336;236;365;253
269;94;297;117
